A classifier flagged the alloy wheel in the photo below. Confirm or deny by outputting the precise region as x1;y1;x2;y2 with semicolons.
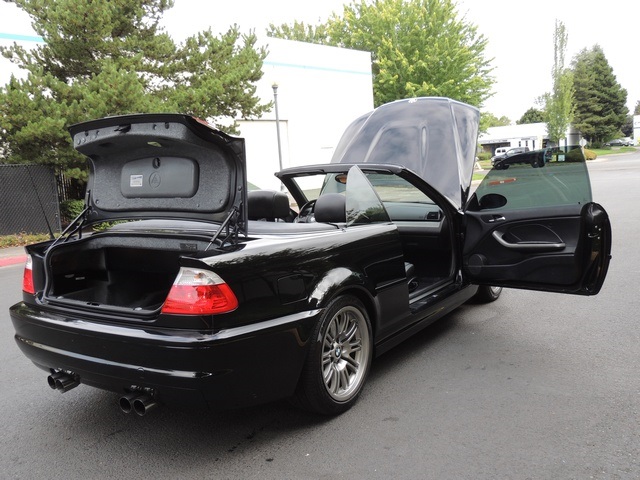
321;305;370;402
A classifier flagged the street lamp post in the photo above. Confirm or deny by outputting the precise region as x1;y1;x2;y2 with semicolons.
272;83;283;173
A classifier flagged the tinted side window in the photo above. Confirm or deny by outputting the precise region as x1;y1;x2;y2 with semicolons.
471;147;592;211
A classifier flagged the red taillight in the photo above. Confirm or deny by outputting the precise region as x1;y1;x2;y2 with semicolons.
22;255;35;294
161;268;238;315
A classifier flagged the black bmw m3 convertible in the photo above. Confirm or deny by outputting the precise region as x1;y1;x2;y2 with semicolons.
9;97;611;415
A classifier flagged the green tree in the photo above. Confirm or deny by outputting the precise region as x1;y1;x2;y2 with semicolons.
480;112;511;132
571;45;628;144
517;107;546;124
267;20;329;43
268;0;494;108
634;100;640;116
0;0;269;170
621;115;633;137
545;20;573;145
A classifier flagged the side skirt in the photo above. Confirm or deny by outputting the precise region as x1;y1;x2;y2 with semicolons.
374;284;477;357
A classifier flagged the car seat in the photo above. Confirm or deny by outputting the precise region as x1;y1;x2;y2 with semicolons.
247;190;290;221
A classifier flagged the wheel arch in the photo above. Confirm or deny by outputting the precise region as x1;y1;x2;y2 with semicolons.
308;267;380;338
336;287;378;339
292;286;376;415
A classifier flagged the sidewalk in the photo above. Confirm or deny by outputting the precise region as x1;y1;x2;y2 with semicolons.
0;246;27;267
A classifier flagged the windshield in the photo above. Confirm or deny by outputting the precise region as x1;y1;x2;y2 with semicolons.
290;172;433;201
364;173;434;204
284;167;395;225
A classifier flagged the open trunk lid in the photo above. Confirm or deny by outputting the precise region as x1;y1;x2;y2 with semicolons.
70;114;247;232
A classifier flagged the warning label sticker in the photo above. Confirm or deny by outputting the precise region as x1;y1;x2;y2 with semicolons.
130;175;143;187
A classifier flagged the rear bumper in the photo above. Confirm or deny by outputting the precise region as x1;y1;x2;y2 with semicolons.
10;302;320;410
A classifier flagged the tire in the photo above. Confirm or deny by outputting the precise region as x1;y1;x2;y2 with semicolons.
293;295;373;415
472;285;503;303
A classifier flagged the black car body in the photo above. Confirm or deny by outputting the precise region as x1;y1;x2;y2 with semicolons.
9;98;611;415
491;146;531;167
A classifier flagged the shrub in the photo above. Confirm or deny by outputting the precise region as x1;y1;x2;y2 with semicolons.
583;148;597;160
59;200;130;232
477;152;492;161
93;221;119;232
59;199;85;225
564;147;598;162
0;232;53;247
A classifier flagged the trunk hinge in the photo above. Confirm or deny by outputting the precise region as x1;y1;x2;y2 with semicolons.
46;191;91;252
205;205;241;251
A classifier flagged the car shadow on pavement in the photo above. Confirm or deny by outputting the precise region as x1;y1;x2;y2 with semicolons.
21;307;470;468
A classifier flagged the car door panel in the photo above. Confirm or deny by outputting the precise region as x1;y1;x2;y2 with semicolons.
463;147;611;295
465;206;580;280
464;202;610;295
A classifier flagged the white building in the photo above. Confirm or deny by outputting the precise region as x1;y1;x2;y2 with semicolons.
479;123;583;155
239;37;374;190
1;33;374;191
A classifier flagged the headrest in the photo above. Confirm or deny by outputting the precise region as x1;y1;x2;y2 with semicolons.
247;190;290;220
314;193;346;223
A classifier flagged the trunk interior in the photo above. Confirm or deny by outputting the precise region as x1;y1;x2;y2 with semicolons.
44;236;212;313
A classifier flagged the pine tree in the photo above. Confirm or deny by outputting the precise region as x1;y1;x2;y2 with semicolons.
0;0;269;170
571;45;628;145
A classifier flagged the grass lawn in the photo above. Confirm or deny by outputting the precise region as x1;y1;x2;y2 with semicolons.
591;146;636;157
473;159;492;181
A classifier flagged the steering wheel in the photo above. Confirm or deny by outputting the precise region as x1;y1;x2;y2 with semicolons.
294;200;316;223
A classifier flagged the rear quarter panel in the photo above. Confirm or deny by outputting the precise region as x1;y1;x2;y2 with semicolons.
195;224;409;337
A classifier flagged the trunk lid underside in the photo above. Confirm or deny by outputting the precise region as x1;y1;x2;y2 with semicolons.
70;114;247;228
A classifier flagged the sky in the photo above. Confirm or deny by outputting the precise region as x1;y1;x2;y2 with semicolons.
1;0;638;123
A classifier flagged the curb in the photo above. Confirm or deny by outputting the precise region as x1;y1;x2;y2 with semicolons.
0;255;27;268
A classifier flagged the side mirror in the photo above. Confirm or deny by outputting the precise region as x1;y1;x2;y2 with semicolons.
479;193;507;210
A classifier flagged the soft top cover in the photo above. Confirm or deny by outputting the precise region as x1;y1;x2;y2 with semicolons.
331;97;479;209
69;114;247;229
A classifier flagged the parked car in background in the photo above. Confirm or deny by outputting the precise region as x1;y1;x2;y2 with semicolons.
492;147;553;170
492;146;510;158
622;137;635;146
8;98;612;416
491;146;531;166
605;139;625;147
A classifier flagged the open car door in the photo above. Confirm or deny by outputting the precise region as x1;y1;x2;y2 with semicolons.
463;147;611;295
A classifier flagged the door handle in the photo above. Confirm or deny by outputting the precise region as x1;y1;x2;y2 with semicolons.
492;231;566;252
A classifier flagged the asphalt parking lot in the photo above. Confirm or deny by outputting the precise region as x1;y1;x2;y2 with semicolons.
1;151;639;479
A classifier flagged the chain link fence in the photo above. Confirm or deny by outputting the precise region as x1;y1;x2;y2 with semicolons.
0;164;62;236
